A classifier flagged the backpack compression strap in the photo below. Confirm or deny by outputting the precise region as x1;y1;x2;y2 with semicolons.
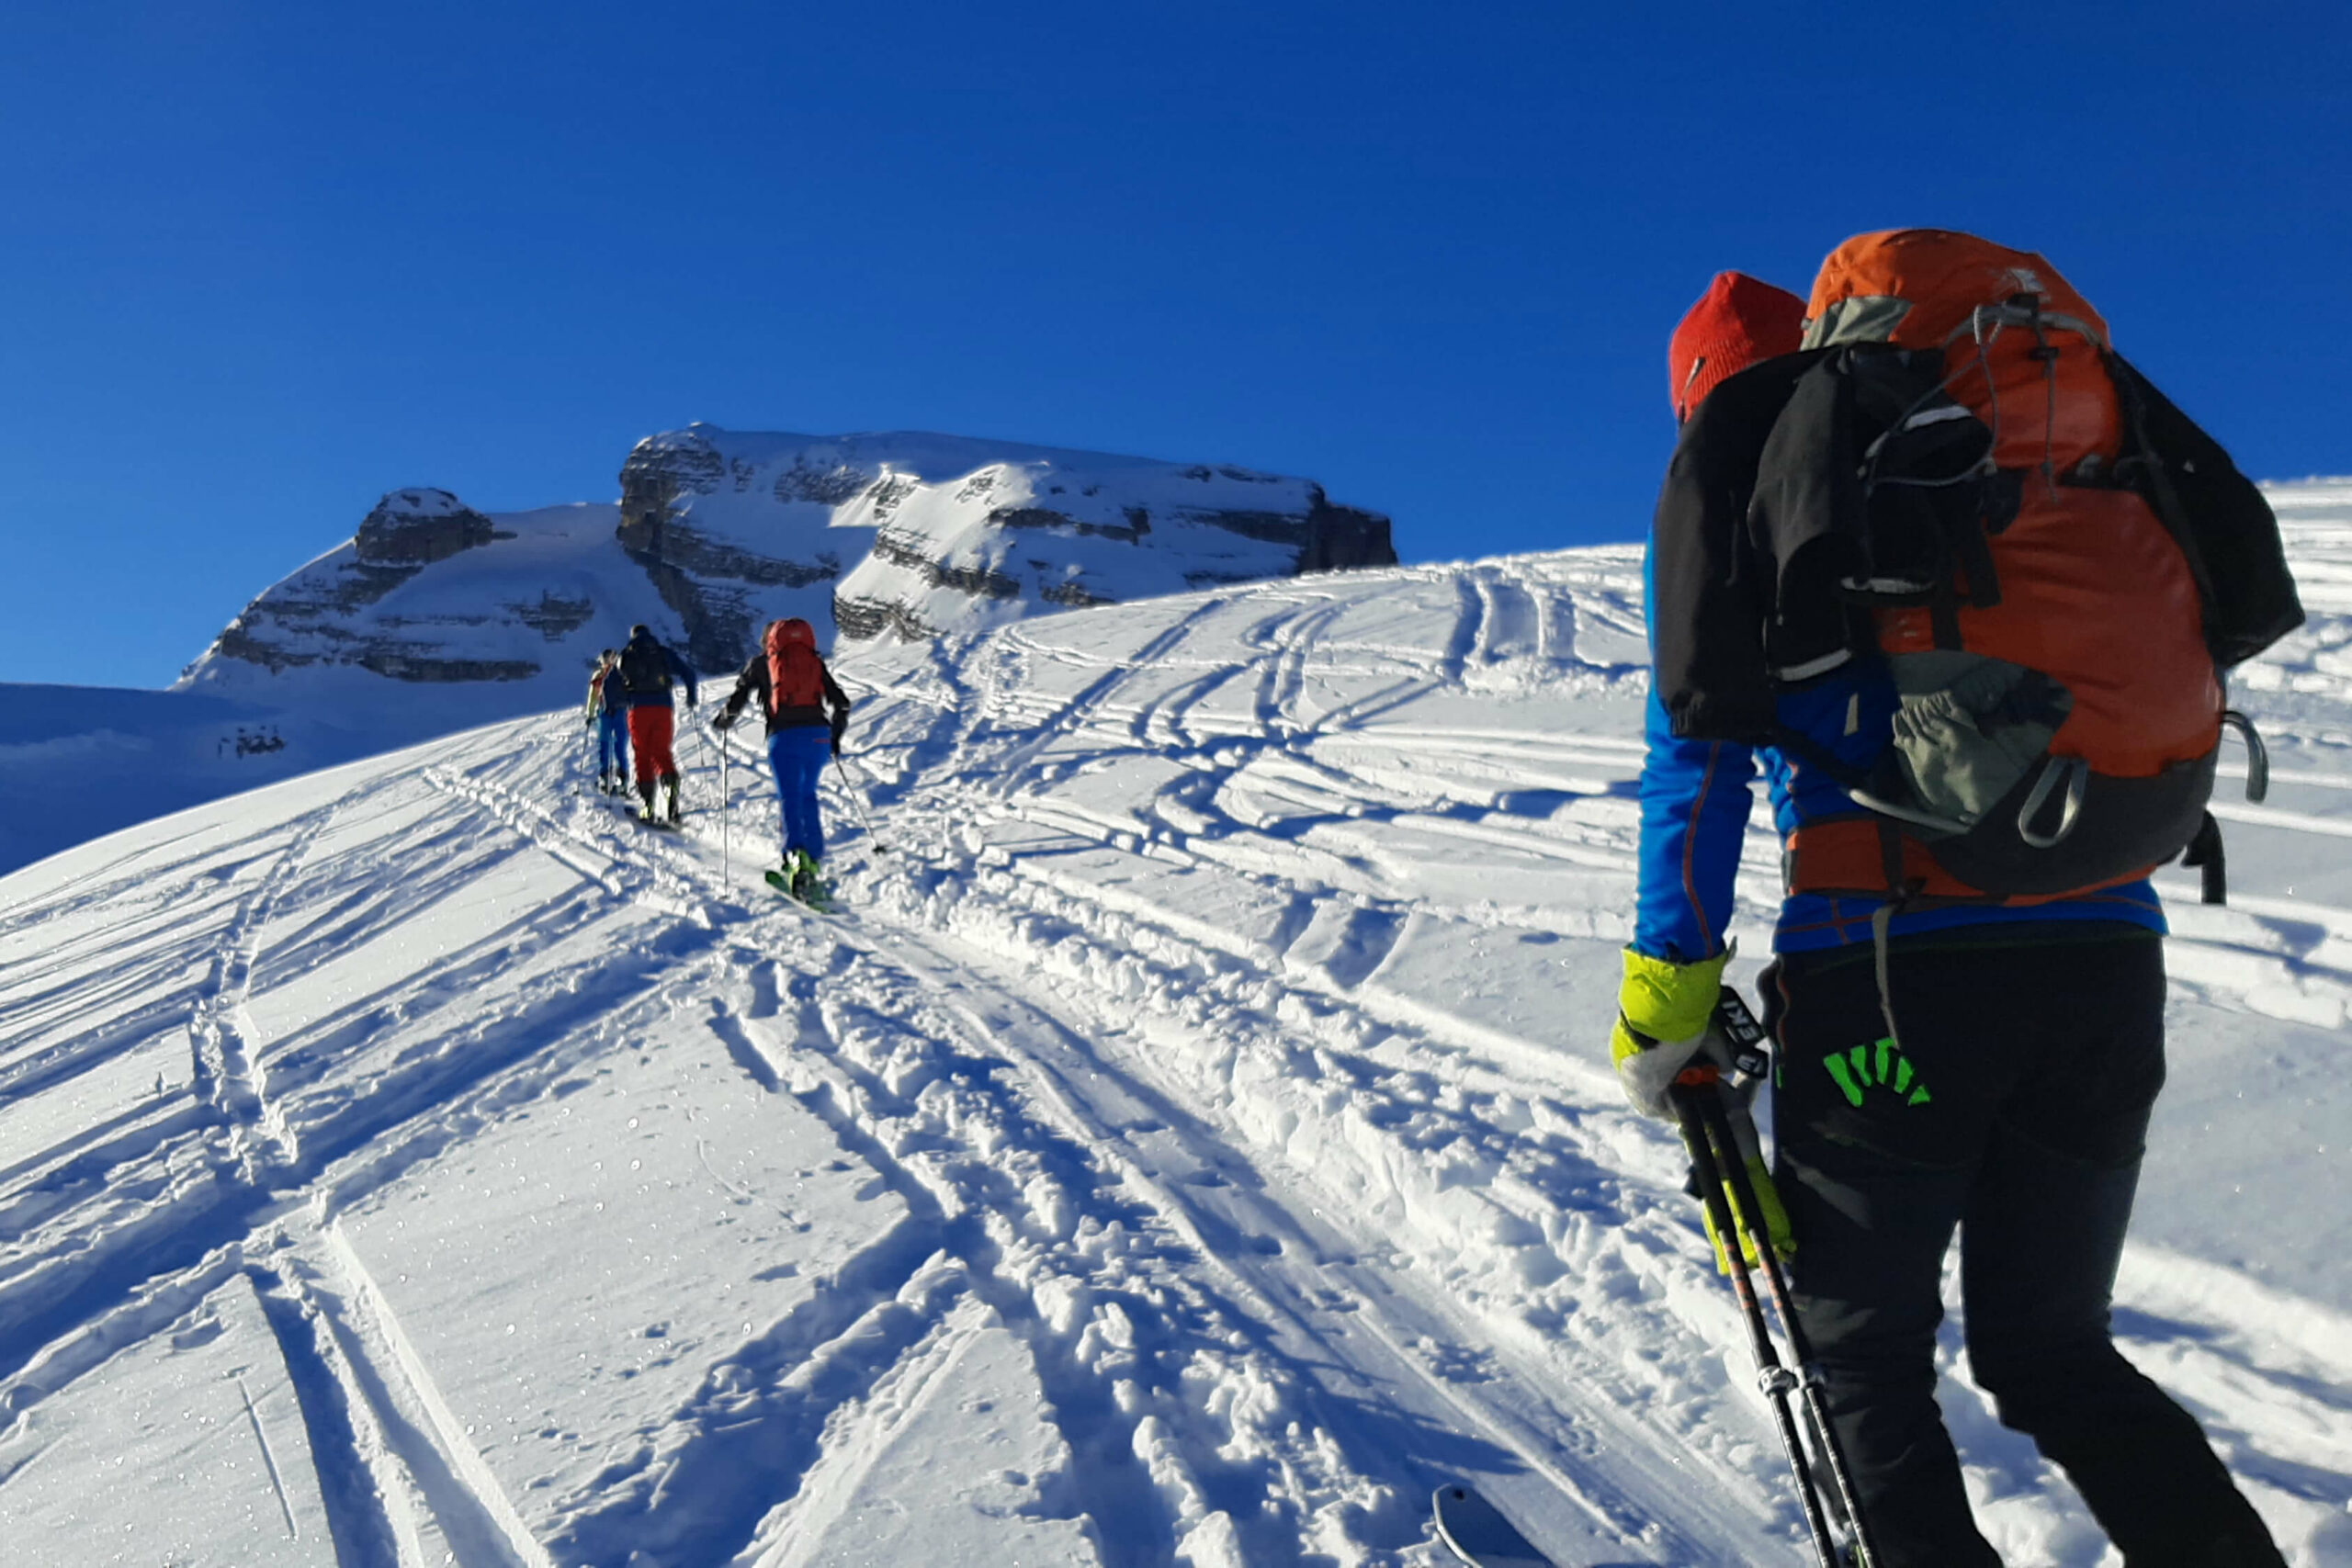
1781;816;2164;907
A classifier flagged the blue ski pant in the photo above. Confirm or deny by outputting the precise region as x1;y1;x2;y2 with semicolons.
767;727;830;862
597;713;630;779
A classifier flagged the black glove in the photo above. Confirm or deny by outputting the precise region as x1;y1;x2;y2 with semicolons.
830;736;842;758
710;710;733;732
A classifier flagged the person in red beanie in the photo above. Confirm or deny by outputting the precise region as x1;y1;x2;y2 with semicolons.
1618;251;2290;1568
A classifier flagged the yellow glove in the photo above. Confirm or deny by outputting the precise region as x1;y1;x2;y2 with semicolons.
1611;947;1732;1118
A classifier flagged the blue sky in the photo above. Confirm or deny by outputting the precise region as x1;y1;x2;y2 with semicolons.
6;0;2347;688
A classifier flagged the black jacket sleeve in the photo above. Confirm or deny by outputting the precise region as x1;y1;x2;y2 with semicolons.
2108;353;2303;667
718;654;766;727
820;663;851;745
1650;354;1820;742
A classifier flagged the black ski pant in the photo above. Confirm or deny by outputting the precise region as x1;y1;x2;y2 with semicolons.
1762;928;2284;1568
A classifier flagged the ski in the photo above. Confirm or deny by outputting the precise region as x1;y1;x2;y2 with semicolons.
763;867;834;912
1432;1484;1556;1568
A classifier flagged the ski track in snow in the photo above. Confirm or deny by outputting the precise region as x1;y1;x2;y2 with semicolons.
5;528;2352;1565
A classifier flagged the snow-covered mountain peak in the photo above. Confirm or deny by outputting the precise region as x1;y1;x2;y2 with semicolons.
614;423;1396;666
174;426;1396;739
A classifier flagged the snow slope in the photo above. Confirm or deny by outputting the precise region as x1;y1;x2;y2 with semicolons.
0;500;661;876
0;682;365;879
4;488;2350;1565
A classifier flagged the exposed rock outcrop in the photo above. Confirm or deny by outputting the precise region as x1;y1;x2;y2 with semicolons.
617;428;845;671
609;426;1400;659
355;490;500;567
181;500;628;705
804;434;1396;648
200;490;517;674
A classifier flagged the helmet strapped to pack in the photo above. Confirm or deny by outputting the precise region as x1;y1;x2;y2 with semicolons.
1778;229;2298;908
763;618;825;716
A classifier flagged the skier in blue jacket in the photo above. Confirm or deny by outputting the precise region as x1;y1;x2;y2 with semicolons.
1616;268;2280;1567
583;649;631;794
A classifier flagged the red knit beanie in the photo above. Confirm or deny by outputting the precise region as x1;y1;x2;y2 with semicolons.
1668;271;1805;423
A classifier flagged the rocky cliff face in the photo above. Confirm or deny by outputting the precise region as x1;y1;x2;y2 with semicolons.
177;431;1396;734
353;489;500;566
200;490;556;681
178;496;634;732
616;426;1396;655
614;428;851;672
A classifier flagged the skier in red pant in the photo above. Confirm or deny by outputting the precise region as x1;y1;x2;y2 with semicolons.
612;624;698;824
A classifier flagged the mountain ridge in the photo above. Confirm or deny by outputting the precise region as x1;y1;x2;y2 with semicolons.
181;423;1396;705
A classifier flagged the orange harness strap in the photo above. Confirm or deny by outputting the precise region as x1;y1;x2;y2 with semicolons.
1782;817;2154;907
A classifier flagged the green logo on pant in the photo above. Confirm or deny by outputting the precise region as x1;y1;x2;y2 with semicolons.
1825;1038;1933;1108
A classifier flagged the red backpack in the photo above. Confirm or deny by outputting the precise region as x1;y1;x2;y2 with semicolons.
764;618;824;714
1781;229;2298;906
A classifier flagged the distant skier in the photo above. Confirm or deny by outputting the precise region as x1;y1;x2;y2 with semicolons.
614;624;697;823
583;649;630;795
712;617;851;903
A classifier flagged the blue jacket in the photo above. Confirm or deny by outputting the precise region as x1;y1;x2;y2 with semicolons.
1633;556;2165;962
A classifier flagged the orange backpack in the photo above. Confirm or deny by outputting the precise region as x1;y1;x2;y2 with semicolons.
1781;230;2293;906
763;618;825;714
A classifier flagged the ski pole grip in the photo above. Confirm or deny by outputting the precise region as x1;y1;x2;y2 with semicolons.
1714;987;1772;1083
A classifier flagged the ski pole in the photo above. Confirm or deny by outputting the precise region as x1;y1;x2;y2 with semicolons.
1673;1075;1841;1568
1694;1084;1881;1568
831;753;885;855
686;709;706;818
718;719;731;887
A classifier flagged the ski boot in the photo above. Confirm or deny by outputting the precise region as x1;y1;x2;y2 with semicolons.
764;851;804;901
791;851;832;910
766;850;831;908
663;773;684;825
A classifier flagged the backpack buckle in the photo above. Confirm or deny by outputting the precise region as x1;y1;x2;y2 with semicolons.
2221;709;2268;802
